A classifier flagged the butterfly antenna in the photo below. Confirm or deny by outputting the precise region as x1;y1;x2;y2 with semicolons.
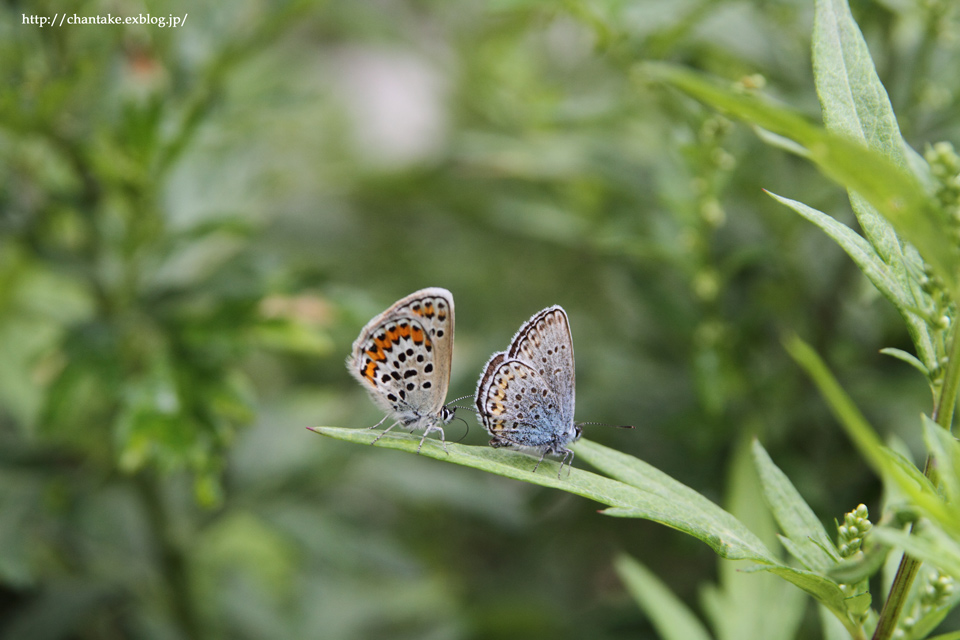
577;421;634;429
448;395;479;414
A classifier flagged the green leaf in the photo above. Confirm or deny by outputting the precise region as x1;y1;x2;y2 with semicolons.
312;428;778;562
574;439;777;562
642;63;957;300
811;0;905;161
812;0;907;263
827;542;889;584
869;527;960;580
752;440;839;571
812;0;937;369
922;414;960;509
763;565;855;635
313;427;865;635
785;336;957;530
615;554;714;640
766;191;906;312
309;427;649;509
878;348;929;376
702;437;807;640
820;603;854;640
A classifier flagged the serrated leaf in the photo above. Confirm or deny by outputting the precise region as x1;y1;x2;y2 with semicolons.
615;555;714;640
767;191;906;311
752;440;839;571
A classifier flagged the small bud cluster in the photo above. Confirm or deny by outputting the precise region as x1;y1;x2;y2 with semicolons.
926;142;960;229
917;142;960;368
836;505;872;624
895;569;956;639
838;504;872;558
920;568;955;608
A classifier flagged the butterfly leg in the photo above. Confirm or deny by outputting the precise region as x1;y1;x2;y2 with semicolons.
417;425;448;454
556;448;575;479
370;419;403;445
365;413;390;430
532;449;548;474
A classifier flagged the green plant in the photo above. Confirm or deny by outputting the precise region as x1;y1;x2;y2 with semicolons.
314;1;960;639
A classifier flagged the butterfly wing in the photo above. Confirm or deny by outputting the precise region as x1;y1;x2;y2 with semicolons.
504;306;575;430
348;288;454;423
475;352;568;450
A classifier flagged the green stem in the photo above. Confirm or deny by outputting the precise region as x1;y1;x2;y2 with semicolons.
872;321;960;640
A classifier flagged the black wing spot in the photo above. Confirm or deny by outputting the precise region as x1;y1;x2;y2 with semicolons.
406;383;415;391
404;369;417;379
423;381;431;389
381;374;390;383
424;363;434;373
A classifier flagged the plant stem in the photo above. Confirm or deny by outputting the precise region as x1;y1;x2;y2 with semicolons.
872;321;960;640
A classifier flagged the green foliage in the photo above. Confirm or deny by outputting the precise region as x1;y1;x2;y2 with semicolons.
5;0;960;638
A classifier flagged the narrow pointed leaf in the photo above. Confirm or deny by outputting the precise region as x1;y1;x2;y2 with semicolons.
813;0;907;264
878;348;929;376
575;439;776;562
643;62;957;299
764;566;859;637
785;336;956;528
310;427;644;508
312;428;775;562
869;527;960;578
812;0;938;367
767;191;905;309
615;555;714;640
752;440;839;571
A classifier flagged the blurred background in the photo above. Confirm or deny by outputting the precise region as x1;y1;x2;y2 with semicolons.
2;0;959;638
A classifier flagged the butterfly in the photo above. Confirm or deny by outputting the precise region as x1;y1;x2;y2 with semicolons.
347;288;455;452
475;306;584;476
